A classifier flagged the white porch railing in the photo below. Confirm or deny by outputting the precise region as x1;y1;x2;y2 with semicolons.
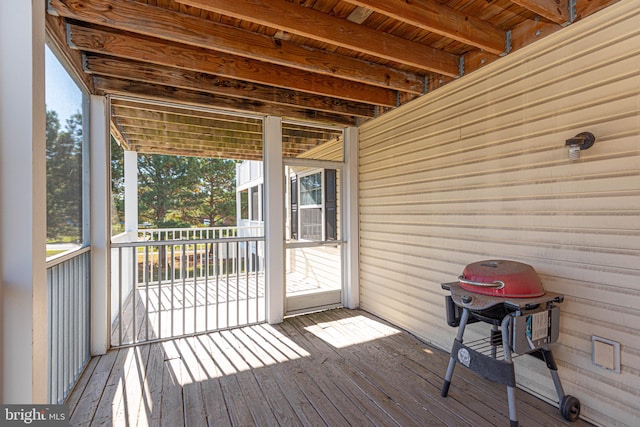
138;225;263;242
46;247;91;404
110;228;265;347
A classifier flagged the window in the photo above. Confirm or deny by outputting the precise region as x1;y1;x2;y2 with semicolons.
299;172;323;240
45;45;87;258
240;189;249;220
291;169;337;241
250;185;260;221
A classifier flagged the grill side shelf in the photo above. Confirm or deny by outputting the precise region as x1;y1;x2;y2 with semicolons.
451;339;516;387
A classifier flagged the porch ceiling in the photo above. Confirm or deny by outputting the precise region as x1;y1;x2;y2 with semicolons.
45;0;618;159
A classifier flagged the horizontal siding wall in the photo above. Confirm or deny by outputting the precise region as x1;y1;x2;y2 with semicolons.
357;1;639;426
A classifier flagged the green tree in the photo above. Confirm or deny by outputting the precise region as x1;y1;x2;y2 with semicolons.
46;109;83;241
137;154;199;227
110;136;125;234
197;158;237;226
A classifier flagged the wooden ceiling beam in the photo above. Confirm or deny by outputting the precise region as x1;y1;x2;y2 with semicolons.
129;143;264;161
509;0;570;25
116;121;262;144
340;0;506;55
176;0;460;76
111;109;264;136
67;23;397;107
44;14;94;93
93;76;358;126
84;54;376;118
47;0;425;94
111;100;264;128
122;131;262;149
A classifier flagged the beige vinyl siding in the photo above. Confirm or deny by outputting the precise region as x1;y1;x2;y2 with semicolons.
357;1;639;426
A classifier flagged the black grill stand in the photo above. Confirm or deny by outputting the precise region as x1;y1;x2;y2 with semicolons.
440;283;581;426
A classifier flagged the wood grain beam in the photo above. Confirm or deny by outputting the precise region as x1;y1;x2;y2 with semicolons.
44;13;94;93
122;130;262;149
111;100;264;128
111;108;264;136
128;142;264;160
175;0;460;76
116;120;262;144
93;76;358;126
510;0;570;24
47;0;425;93
341;0;506;55
84;54;376;118
67;23;397;107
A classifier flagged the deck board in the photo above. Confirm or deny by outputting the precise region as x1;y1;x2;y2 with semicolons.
69;308;594;427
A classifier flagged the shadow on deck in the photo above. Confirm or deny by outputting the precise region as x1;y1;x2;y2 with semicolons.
72;308;592;426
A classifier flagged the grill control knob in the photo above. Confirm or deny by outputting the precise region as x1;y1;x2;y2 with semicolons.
461;295;473;304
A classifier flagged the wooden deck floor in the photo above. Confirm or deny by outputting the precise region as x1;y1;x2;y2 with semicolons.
69;309;592;426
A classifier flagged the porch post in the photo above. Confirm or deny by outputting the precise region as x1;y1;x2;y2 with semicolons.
0;0;47;403
263;116;284;323
90;95;110;355
124;150;139;237
343;126;360;309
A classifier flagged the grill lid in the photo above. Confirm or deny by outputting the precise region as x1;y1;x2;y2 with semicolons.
459;260;545;298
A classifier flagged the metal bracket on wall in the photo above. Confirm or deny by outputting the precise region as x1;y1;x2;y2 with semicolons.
564;0;577;26
500;31;512;57
457;56;464;78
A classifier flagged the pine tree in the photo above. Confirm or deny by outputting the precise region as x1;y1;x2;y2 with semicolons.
46;109;83;241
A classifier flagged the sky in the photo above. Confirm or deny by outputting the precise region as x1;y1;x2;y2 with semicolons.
45;45;83;124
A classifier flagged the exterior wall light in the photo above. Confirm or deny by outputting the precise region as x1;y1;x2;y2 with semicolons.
565;132;596;161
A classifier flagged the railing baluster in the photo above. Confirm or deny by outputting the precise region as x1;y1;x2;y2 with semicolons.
132;246;137;345
225;241;230;328
158;245;163;340
245;240;249;324
193;243;198;333
236;241;240;326
215;242;219;330
205;243;210;330
145;245;150;342
119;247;123;346
256;240;260;322
182;244;186;336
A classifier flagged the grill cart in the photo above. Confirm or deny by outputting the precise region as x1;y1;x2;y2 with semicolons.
440;260;581;426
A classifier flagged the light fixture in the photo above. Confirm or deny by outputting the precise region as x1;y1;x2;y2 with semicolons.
565;132;596;161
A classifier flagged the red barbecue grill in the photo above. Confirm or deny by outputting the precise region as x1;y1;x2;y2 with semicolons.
440;260;581;426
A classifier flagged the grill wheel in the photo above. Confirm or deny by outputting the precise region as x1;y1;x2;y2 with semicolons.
560;395;581;422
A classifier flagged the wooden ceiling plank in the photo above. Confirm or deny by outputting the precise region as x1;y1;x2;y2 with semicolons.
123;132;262;150
111;109;264;138
346;7;374;24
111;100;264;127
130;144;264;160
67;23;397;107
341;0;505;55
175;0;460;76
116;121;262;144
112;110;263;135
94;76;358;126
48;0;425;93
509;0;570;25
117;123;260;143
84;54;376;117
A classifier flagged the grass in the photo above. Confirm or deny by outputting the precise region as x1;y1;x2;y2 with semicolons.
47;249;68;257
